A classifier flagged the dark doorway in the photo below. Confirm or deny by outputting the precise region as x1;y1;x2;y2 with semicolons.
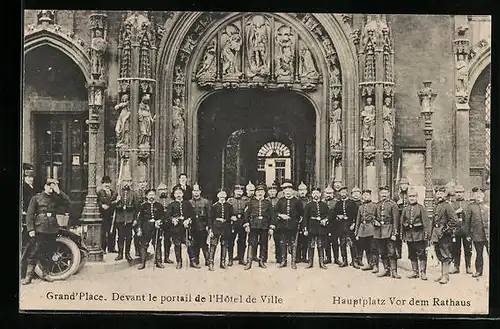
197;90;316;200
24;45;88;225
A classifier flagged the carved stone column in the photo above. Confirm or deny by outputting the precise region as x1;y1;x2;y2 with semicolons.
417;81;437;217
358;14;394;199
454;16;472;191
116;12;157;191
81;13;108;262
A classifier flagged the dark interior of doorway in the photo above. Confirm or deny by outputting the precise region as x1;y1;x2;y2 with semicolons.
197;89;316;201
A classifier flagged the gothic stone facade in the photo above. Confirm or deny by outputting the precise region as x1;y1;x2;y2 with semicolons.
23;11;491;221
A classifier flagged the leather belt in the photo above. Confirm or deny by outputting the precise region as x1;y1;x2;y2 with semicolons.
257;216;263;219
148;219;155;223
45;212;53;217
216;218;225;222
311;217;322;221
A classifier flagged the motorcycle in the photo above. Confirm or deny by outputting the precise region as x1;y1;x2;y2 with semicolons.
21;226;89;281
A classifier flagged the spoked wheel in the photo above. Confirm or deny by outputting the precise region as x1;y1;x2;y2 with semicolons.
74;248;89;274
35;236;81;281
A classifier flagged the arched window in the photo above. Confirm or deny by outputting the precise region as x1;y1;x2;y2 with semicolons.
258;141;291;157
485;82;491;174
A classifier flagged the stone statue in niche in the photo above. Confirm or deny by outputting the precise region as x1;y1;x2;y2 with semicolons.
299;46;319;80
172;98;185;161
456;54;468;95
221;25;242;79
328;56;341;85
275;25;294;80
90;29;107;79
138;94;155;147
114;94;130;147
246;15;270;78
382;97;394;150
329;100;342;150
174;65;185;84
361;97;375;149
196;40;217;81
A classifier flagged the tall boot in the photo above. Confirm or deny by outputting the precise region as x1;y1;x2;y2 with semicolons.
339;245;348;267
390;259;401;279
201;244;210;267
115;241;124;261
465;253;473;274
124;238;133;261
350;245;360;268
227;244;234;267
377;258;391;277
291;242;297;269
244;245;253;270
325;240;332;264
174;245;182;269
164;237;174;264
361;251;374;270
137;247;146;270
220;245;227;269
134;235;140;257
439;260;450;284
21;263;36;285
371;254;380;273
306;247;314;269
155;245;165;269
278;242;288;268
419;259;428;280
319;246;327;269
407;260;419;278
208;245;216;271
434;261;444;282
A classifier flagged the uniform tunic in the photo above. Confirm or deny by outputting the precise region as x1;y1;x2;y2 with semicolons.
209;201;235;238
451;198;469;235
431;200;460;262
333;198;358;237
355;201;377;238
190;197;211;232
401;202;430;261
97;189;117;220
26;192;70;234
373;199;400;239
274;197;304;231
165;200;195;239
137;201;165;239
243;198;275;230
304;200;330;236
22;182;36;214
115;189;140;224
170;184;193;201
466;201;490;243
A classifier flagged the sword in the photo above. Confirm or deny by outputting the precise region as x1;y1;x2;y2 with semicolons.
153;227;159;271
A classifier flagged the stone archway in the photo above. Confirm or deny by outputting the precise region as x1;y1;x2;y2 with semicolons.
156;12;359;189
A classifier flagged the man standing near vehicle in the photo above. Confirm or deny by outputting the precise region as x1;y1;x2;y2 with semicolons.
22;179;71;285
21;168;36;279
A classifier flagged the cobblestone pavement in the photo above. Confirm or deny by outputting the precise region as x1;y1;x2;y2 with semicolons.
19;242;489;314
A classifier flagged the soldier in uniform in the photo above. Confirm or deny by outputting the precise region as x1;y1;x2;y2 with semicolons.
208;189;235;271
303;187;330;269
134;180;149;257
21;168;36;278
165;187;195;269
296;182;310;263
113;179;140;261
355;189;377;271
274;180;303;269
401;189;430;280
227;184;249;265
333;186;358;268
394;178;410;261
157;183;174;264
267;183;281;264
350;187;363;267
189;184;210;268
430;186;460;284
449;185;472;274
246;181;256;200
97;176;118;254
135;189;165;269
466;187;490;278
332;179;343;201
22;179;71;285
243;184;276;270
323;185;340;265
171;173;193;201
373;186;401;279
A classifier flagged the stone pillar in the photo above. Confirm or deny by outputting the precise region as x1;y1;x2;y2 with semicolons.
81;13;108;262
417;81;437;217
454;16;472;192
358;14;394;192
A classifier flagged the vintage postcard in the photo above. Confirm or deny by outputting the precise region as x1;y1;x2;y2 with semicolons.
20;10;491;314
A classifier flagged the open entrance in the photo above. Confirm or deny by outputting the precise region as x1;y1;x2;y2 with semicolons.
24;45;88;224
197;89;316;199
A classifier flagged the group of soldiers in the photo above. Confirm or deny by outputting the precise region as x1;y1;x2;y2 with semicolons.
95;174;490;284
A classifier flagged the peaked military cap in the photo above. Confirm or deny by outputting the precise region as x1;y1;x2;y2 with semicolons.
310;187;322;192
339;186;348;191
362;189;372;194
234;184;244;190
281;179;293;189
256;184;267;191
145;188;156;194
378;185;389;191
472;186;485;193
351;186;362;193
408;188;418;196
101;176;112;184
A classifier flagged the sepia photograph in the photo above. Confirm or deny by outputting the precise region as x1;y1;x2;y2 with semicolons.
20;10;491;314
